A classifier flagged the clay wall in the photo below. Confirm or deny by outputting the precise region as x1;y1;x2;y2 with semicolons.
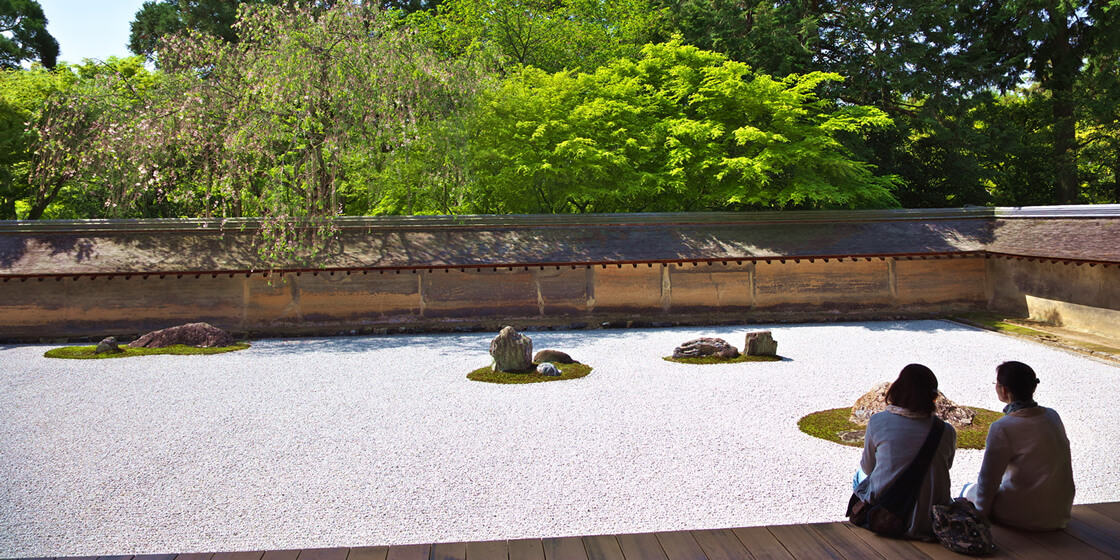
0;256;989;341
987;257;1120;339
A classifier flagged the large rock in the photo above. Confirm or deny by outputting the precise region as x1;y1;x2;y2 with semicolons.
673;337;739;359
129;322;236;349
745;331;778;356
849;382;976;428
490;326;533;373
534;349;578;364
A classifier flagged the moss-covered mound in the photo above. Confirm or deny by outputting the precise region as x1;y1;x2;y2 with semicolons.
468;362;593;384
662;354;783;365
45;343;251;359
798;407;1002;449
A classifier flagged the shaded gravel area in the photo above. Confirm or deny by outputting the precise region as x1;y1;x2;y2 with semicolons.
2;320;1118;557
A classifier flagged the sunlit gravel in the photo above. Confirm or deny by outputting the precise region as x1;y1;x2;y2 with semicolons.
2;320;1118;557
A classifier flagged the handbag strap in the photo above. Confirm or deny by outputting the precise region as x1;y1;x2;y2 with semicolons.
875;418;947;516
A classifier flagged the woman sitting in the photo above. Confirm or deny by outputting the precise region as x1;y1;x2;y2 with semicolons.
853;364;957;540
962;361;1075;530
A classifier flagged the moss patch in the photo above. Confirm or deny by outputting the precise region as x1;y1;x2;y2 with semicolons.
798;406;1002;450
662;354;783;365
45;343;251;359
468;362;592;384
954;312;1052;337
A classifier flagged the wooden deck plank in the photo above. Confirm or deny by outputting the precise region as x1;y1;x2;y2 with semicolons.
297;549;348;560
346;547;389;560
654;531;706;560
908;538;1023;560
134;555;177;560
174;555;215;560
430;542;467;560
260;551;299;560
1075;506;1120;540
729;527;794;560
463;540;505;560
1089;503;1120;525
386;544;431;560
508;539;544;560
690;528;755;560
212;553;264;560
989;524;1054;560
804;523;881;560
838;525;930;560
1063;519;1120;558
615;532;668;560
581;535;624;560
541;537;587;560
990;523;1113;560
98;555;133;560
765;525;844;560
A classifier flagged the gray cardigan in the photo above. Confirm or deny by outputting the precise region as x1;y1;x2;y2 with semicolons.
857;410;957;539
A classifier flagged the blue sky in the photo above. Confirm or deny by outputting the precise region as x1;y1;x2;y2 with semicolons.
38;0;150;64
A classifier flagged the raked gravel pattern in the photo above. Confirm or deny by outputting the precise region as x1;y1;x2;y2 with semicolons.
2;320;1119;558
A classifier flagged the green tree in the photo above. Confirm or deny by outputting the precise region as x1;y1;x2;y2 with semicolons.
0;0;58;69
460;41;899;214
0;63;75;218
411;0;668;73
44;4;479;261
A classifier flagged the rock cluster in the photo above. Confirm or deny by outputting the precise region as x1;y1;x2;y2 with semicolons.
849;382;976;428
673;338;739;359
129;322;236;349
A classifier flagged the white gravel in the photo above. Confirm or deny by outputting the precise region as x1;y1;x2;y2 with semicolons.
2;320;1118;558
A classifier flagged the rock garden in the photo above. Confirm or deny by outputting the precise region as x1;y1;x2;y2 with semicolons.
663;330;783;364
467;326;593;383
798;382;1002;449
44;322;250;359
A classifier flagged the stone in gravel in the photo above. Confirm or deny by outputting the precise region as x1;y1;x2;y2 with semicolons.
839;430;866;444
94;336;122;354
849;382;976;428
534;349;578;364
490;326;533;373
673;337;739;359
129;322;236;349
745;331;778;356
536;363;562;376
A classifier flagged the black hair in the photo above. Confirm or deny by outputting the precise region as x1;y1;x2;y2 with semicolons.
997;361;1040;401
885;363;939;415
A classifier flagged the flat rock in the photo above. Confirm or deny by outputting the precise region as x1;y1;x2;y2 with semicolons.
673;337;739;359
533;349;578;364
129;322;235;349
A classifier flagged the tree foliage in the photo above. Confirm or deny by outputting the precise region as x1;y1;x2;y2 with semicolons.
460;41;899;214
411;0;668;73
42;3;479;260
0;0;58;69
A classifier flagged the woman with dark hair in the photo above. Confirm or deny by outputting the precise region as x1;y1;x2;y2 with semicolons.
962;361;1075;530
852;364;957;539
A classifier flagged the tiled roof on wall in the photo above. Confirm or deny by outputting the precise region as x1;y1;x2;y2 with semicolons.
0;206;1117;277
